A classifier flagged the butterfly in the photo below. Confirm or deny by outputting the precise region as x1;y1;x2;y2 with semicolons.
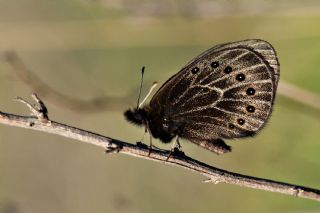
124;39;279;155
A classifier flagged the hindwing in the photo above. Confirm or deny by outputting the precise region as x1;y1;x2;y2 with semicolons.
149;39;279;141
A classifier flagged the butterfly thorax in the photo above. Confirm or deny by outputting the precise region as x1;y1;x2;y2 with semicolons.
124;106;183;143
145;105;185;143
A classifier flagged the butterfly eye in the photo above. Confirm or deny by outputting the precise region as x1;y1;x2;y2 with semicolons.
191;67;200;74
237;118;245;125
224;66;232;74
246;87;255;95
246;105;255;113
210;61;219;68
236;73;245;81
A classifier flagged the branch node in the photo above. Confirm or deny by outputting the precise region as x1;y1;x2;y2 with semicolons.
172;147;185;157
203;176;222;184
203;178;212;183
105;143;123;154
14;93;50;123
293;187;304;197
136;141;149;149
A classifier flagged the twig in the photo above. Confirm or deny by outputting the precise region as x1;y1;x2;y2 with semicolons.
3;51;136;112
0;94;319;202
14;93;49;122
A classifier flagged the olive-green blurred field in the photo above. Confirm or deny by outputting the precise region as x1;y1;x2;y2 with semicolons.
0;0;320;213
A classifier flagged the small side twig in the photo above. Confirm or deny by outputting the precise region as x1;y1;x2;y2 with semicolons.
14;93;49;122
0;94;320;202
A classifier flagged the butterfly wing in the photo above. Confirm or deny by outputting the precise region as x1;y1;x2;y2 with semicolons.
149;39;279;153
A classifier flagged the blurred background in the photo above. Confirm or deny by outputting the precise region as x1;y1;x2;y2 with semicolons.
0;0;320;212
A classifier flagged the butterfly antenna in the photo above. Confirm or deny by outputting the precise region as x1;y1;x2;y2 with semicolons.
138;81;158;108
136;66;145;109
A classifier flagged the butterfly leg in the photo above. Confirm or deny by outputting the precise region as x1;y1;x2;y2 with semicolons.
144;125;161;156
176;137;182;150
138;127;147;143
166;137;184;161
148;133;153;156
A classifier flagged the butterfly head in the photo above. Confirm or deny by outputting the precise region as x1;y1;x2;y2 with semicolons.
124;106;180;143
124;108;147;126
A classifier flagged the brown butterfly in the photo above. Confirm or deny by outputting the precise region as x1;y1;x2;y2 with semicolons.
124;39;279;154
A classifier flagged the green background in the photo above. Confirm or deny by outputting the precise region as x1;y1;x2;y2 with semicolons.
0;0;320;212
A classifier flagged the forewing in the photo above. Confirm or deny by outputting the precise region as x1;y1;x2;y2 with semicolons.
149;39;279;141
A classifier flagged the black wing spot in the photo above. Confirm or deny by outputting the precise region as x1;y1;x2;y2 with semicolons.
246;105;255;113
246;87;255;95
237;118;245;125
191;67;200;74
224;66;232;74
228;123;235;129
236;73;245;81
211;61;219;68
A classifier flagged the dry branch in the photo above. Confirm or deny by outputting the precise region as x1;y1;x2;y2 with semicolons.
0;94;320;202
